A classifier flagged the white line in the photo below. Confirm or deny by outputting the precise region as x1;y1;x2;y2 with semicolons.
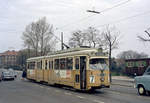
76;95;85;99
65;92;72;95
39;86;44;88
93;100;105;103
35;85;39;87
55;90;60;92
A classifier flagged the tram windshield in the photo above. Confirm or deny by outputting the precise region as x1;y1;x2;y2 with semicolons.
89;58;109;70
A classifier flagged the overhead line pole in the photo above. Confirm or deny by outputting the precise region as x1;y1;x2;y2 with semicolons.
61;32;64;50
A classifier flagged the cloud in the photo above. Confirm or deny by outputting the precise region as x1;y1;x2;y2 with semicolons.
0;0;150;56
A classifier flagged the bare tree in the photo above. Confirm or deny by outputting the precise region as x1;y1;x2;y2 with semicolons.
138;29;150;42
37;17;54;56
68;27;103;48
85;27;103;48
102;25;120;82
117;50;148;59
68;30;86;47
22;17;55;56
22;22;40;56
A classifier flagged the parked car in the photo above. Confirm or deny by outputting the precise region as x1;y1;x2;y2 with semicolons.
0;72;2;81
1;70;15;80
8;68;17;78
135;66;150;95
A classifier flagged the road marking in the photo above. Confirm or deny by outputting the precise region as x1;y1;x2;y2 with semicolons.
93;100;105;103
39;86;44;88
104;90;121;95
47;88;51;90
76;95;85;99
65;92;72;95
55;90;60;92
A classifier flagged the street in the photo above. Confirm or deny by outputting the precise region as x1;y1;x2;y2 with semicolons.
0;77;150;103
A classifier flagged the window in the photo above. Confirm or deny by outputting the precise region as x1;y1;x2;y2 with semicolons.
127;62;134;67
145;67;150;75
60;58;66;69
45;60;47;70
55;59;59;69
49;61;51;69
75;58;79;69
138;61;146;67
28;62;35;69
89;58;109;70
51;61;53;69
67;57;73;70
41;60;42;69
49;60;53;69
27;63;29;69
37;60;42;69
75;74;80;83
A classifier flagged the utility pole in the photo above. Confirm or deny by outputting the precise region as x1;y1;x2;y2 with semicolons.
61;32;64;50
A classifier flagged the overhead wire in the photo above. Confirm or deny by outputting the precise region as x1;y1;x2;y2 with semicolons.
100;0;131;13
93;10;150;28
57;0;131;30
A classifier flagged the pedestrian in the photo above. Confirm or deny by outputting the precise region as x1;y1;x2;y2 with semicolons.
22;69;27;80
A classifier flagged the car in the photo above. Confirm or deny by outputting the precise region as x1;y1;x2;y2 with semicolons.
135;66;150;95
0;72;2;81
1;70;15;80
8;68;17;78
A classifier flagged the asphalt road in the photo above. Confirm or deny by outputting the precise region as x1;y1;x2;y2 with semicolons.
0;77;150;103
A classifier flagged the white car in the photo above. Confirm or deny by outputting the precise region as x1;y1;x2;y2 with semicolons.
2;71;15;80
8;68;17;78
0;72;2;81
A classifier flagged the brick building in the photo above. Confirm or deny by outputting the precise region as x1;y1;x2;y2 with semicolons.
125;58;150;76
0;50;18;68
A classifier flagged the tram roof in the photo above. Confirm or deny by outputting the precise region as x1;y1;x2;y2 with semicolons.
27;47;108;61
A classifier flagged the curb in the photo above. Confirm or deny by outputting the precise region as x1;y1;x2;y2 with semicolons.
111;83;134;87
112;79;134;82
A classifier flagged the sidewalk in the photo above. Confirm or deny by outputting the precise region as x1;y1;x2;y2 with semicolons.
112;76;134;82
111;76;134;87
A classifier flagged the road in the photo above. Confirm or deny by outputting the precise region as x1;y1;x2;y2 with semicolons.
0;78;150;103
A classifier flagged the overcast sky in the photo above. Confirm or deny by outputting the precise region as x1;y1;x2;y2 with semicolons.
0;0;150;57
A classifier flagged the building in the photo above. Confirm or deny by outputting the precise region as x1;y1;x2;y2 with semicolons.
125;58;150;76
0;50;18;68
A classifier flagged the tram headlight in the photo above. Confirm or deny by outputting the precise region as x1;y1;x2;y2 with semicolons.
100;77;105;82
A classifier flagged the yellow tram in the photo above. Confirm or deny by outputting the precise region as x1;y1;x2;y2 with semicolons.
26;47;110;90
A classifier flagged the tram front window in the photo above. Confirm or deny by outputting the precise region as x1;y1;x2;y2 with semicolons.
89;58;109;70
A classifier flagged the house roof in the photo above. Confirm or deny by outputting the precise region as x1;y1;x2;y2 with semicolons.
0;50;18;56
125;58;150;62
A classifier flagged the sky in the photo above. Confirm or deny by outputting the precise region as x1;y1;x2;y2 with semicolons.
0;0;150;57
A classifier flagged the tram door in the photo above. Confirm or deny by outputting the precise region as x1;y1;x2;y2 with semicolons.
80;56;86;89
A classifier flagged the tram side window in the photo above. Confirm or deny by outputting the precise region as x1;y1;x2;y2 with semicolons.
29;62;35;69
67;57;73;70
37;61;42;69
55;59;59;69
27;63;29;69
45;60;47;69
75;58;79;69
49;60;53;69
52;61;53;69
60;58;66;69
49;61;51;69
41;61;42;69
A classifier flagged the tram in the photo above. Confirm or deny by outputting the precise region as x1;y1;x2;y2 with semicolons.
26;47;110;91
